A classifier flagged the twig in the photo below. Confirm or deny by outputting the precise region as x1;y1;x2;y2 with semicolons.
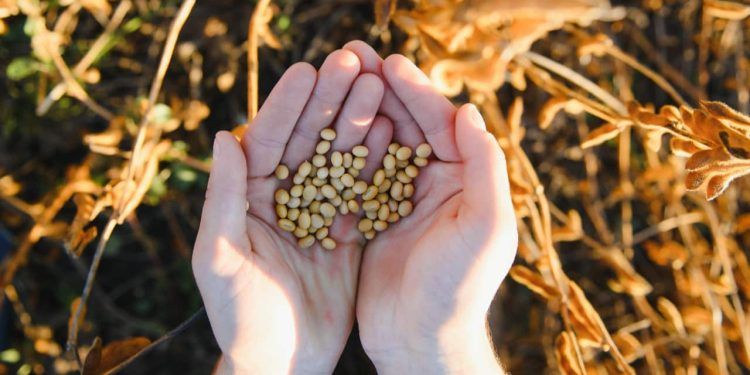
631;211;705;245
247;0;271;120
104;307;206;375
523;51;628;116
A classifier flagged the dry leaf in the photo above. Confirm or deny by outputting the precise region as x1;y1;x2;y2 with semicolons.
581;123;622;149
82;337;151;375
556;331;585;375
510;265;559;300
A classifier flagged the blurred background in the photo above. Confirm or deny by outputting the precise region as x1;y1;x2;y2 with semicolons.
2;0;750;373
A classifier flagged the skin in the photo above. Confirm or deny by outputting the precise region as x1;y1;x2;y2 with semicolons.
192;43;516;374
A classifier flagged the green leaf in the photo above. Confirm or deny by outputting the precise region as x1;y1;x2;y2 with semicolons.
6;57;37;80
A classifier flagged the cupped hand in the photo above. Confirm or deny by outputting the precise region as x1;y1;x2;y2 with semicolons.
192;49;393;374
344;42;517;374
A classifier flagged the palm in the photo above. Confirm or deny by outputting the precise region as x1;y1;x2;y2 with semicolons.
193;50;391;373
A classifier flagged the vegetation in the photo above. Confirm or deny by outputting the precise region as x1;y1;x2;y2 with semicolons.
2;0;750;373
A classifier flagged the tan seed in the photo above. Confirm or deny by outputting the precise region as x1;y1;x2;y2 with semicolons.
414;157;428;167
290;185;303;198
298;212;311;230
320;202;336;218
330;151;343;167
312;154;326;167
310;201;321;213
341;173;355;187
276;204;288;218
358;218;374;232
275;189;290;204
298;161;312;177
374;220;388;231
377;193;389;204
348;200;360;213
293;174;305;184
366;210;378;220
378;204;390;221
316;167;329;179
294;227;308;238
403;183;414;198
373;169;385;186
353;157;366;170
384;168;396;178
339;203;349;215
390;181;403;200
321;185;337;199
416;143;432;158
364;230;375;240
378;179;392;193
398;201;413;216
353;181;367;194
303;185;317;201
331;178;345;191
331;196;343;207
275;164;289;179
312;177;325;187
396;159;409;169
278;219;295;232
383;154;396;170
388;143;399;154
363;200;380;212
396;170;412;184
388;212;400;223
352;145;369;157
330;166;346;178
348;167;360;178
343;152;353;168
311;214;324;229
324;217;333;226
298;235;315;248
363;185;378;200
320;128;337;141
287;196;301;208
288;208;300;221
315;227;328;240
396;146;412;161
342;189;356;201
321;237;336;250
405;165;419;178
301;198;312;208
388;199;399;212
316;140;331;154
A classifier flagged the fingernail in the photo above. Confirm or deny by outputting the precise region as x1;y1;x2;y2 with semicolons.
212;133;223;161
468;104;486;130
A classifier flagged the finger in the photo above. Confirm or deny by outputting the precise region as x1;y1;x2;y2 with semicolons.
282;50;361;169
343;41;426;148
359;116;393;180
455;104;514;231
194;132;252;276
382;54;460;161
243;63;317;178
331;73;384;151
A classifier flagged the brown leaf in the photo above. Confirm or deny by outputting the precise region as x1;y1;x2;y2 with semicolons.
82;337;103;375
685;148;729;171
706;174;732;200
509;265;559;300
701;100;750;127
83;337;151;375
567;280;605;348
539;97;569;129
685;170;707;190
556;331;585;375
581;123;622;149
704;0;750;20
644;240;688;269
613;331;643;363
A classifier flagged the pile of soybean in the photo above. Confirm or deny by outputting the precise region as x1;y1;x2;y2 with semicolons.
273;128;432;249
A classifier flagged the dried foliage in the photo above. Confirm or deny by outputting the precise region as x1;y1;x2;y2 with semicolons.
2;0;750;373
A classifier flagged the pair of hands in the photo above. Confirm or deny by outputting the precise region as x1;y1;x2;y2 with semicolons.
192;41;517;374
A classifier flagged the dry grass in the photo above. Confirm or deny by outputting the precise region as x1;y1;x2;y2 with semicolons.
1;0;750;373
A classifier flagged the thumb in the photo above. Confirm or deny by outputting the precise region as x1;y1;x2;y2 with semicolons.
455;104;515;236
193;131;250;277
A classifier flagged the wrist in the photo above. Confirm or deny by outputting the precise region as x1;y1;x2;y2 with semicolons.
369;319;504;375
215;352;334;375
